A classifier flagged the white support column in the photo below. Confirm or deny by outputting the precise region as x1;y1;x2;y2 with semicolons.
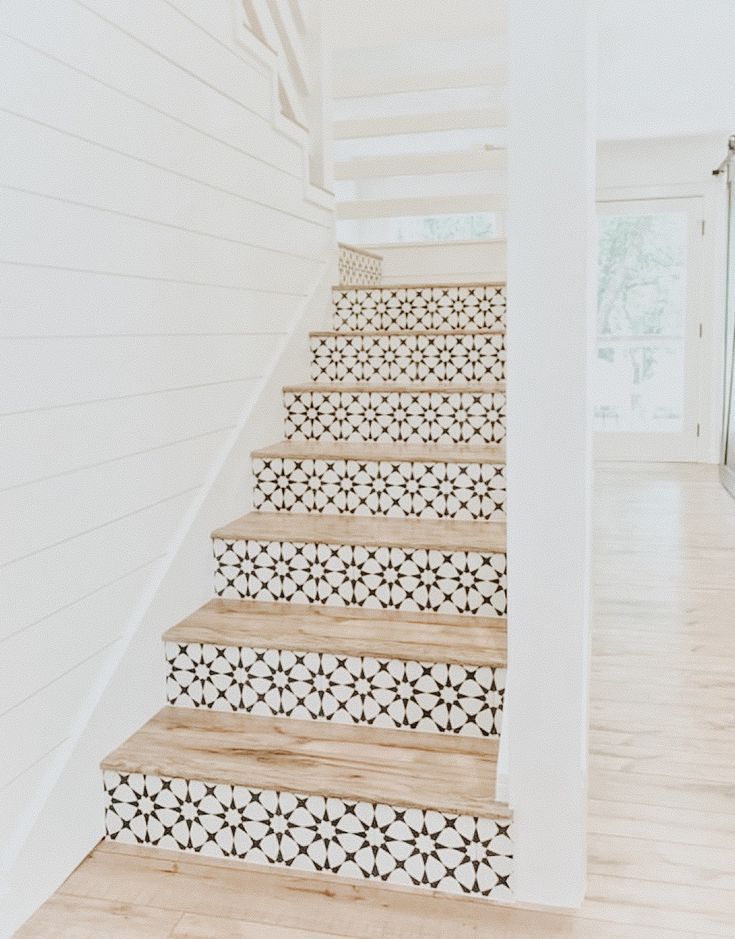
504;0;596;908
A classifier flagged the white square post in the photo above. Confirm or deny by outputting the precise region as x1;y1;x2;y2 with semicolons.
504;0;596;907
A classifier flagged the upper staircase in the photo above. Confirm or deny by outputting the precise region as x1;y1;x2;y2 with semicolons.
101;258;513;902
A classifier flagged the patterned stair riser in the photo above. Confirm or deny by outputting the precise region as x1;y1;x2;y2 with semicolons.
252;456;505;520
213;538;507;617
309;332;505;384
104;771;513;900
284;390;506;444
165;641;505;737
338;245;382;286
333;285;505;332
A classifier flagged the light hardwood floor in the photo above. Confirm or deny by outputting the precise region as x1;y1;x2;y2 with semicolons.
17;463;735;937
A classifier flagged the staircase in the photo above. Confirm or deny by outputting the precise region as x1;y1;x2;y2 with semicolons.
101;274;513;902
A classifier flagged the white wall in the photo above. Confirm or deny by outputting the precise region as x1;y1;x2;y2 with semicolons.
0;0;334;931
504;0;594;906
368;239;506;285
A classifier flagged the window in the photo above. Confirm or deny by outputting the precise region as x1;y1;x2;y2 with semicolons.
337;212;499;245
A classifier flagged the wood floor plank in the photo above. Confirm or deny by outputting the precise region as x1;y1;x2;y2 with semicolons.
163;597;507;666
172;912;344;938
15;894;181;938
60;843;695;939
101;707;507;818
588;832;735;890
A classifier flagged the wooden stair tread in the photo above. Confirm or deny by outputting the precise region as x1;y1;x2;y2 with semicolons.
310;328;504;337
334;280;506;290
163;598;506;666
284;381;506;394
102;708;508;818
252;439;506;464
212;511;506;552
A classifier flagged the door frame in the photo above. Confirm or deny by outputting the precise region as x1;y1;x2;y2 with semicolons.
594;193;708;462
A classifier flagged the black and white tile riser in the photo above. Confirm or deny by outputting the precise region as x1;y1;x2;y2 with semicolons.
165;642;505;738
213;539;507;617
252;456;505;520
332;285;506;333
104;771;513;900
284;390;506;444
309;332;505;384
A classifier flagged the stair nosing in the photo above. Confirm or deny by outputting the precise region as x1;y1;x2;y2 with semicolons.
310;328;505;338
211;511;507;552
283;381;506;394
162;598;507;667
101;707;510;819
251;440;506;464
333;281;506;290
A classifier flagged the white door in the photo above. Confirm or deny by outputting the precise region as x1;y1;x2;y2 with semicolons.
594;197;706;461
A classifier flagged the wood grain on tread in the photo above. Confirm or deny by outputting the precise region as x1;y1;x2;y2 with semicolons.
252;439;506;464
334;281;506;290
163;598;507;666
283;381;506;394
212;511;506;552
309;328;505;337
102;708;507;818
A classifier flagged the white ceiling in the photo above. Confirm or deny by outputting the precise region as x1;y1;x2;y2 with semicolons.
327;0;735;141
596;0;735;140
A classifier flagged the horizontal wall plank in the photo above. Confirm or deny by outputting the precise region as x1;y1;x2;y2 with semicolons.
371;241;507;285
0;265;304;338
0;432;228;567
336;171;505;204
0;2;300;174
0;380;257;490
79;0;271;117
337;193;506;219
0;333;275;413
0;563;158;714
335;149;506;180
335;106;507;139
0;113;332;261
0;40;329;228
0;645;120;789
0;189;322;292
333;66;507;98
0;743;65;852
0;492;195;642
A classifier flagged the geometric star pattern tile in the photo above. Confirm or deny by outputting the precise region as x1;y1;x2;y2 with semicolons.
252;457;505;520
332;285;506;333
165;641;506;737
284;389;506;444
213;539;507;617
338;245;382;287
309;331;505;383
104;771;514;900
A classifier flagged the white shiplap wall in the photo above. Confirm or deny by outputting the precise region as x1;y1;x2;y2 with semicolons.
0;0;334;928
368;240;507;285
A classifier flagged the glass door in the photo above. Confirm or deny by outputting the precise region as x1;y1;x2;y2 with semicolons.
594;198;705;461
